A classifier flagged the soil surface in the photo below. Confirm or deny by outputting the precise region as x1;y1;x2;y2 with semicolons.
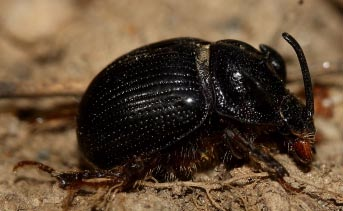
0;0;342;211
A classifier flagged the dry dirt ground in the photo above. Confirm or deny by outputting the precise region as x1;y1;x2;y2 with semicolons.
0;0;342;211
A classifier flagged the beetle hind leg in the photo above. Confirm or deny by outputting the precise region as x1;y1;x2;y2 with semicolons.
13;160;141;191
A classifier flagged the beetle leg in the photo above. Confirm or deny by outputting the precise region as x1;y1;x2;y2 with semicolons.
224;129;289;178
225;135;247;160
13;160;141;191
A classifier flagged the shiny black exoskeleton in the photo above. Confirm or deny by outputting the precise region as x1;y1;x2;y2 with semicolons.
14;33;315;192
77;32;315;169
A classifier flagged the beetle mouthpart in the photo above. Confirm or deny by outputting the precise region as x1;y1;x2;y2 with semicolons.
282;32;314;121
293;139;313;164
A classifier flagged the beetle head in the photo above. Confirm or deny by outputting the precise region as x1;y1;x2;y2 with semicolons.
279;33;316;164
279;95;315;164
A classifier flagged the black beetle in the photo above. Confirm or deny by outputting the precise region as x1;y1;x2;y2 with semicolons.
14;33;315;192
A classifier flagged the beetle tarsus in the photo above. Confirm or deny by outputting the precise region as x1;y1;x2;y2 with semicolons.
13;160;56;174
276;177;304;193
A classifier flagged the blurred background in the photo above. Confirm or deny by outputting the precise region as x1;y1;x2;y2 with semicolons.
0;0;342;210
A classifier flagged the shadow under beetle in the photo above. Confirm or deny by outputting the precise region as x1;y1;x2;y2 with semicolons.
14;33;316;193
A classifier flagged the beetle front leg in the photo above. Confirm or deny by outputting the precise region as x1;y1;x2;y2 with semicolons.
224;129;289;178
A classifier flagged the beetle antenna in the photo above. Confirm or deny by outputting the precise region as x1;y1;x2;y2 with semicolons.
282;32;314;120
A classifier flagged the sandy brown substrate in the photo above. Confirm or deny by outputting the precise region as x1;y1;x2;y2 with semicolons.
0;1;342;210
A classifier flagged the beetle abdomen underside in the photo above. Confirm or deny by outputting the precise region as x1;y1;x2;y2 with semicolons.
77;39;212;169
